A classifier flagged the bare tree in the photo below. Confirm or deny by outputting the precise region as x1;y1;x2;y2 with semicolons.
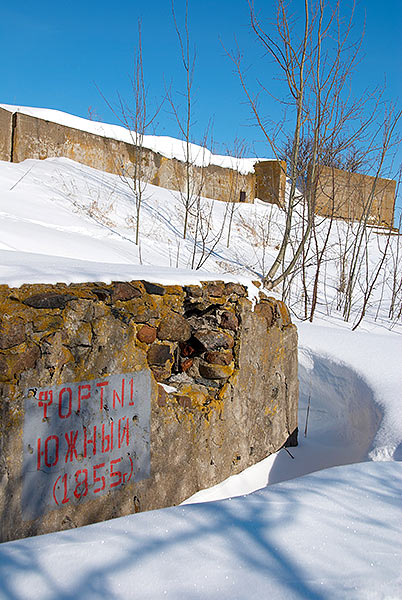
341;106;401;322
168;0;199;240
225;138;249;248
227;0;399;299
101;20;162;246
388;210;402;321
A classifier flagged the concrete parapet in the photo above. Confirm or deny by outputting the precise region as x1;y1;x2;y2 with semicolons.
4;107;394;224
9;111;257;203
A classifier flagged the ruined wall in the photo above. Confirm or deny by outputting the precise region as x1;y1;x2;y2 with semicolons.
9;111;256;203
0;107;13;162
315;165;396;227
0;108;397;223
11;111;162;181
0;279;298;542
255;160;287;207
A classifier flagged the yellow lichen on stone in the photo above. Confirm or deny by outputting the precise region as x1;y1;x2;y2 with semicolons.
265;403;278;417
276;300;291;327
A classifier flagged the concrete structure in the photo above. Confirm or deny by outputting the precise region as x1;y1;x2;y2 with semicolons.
255;160;287;207
0;107;12;162
2;110;259;205
315;165;396;227
0;280;298;542
0;106;396;225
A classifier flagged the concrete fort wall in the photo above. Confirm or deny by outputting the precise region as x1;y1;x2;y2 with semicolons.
255;160;287;207
2;107;394;224
8;111;257;204
315;165;396;227
0;107;13;162
0;279;298;542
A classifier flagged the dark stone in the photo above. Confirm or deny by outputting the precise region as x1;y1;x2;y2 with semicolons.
112;282;142;302
204;351;233;366
157;386;167;407
147;344;173;366
254;301;275;327
137;325;157;344
0;319;25;350
23;293;74;310
175;395;191;409
92;288;111;302
199;361;234;380
194;329;234;351
225;282;247;297
157;313;191;342
203;281;225;297
143;281;165;296
184;285;203;298
220;311;239;331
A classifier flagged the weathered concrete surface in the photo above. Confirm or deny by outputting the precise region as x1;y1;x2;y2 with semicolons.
10;111;257;203
0;107;397;224
255;160;287;208
0;280;298;542
0;107;13;162
315;165;396;227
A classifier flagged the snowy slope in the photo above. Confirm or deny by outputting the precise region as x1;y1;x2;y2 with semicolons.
1;156;401;461
0;462;401;600
0;154;401;598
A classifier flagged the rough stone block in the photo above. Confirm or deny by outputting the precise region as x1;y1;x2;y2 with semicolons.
199;361;234;380
137;325;157;344
0;279;298;544
194;329;234;351
157;312;191;342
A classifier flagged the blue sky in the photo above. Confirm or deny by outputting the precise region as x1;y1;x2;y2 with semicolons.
1;0;401;214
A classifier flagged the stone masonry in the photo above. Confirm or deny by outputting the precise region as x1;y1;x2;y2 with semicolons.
0;280;298;542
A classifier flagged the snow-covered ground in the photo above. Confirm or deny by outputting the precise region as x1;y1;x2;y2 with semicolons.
0;155;401;598
1;462;401;600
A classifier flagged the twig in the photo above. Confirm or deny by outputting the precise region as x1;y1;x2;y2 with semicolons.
9;165;35;191
304;394;311;437
284;447;295;459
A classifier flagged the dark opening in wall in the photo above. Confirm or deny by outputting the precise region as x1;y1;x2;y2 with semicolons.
239;190;246;202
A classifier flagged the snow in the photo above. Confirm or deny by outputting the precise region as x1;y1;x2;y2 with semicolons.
0;152;401;598
0;103;269;173
0;462;401;599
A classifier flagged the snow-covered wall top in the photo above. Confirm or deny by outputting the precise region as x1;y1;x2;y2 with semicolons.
0;103;272;174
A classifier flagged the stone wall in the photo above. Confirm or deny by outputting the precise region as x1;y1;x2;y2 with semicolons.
315;165;396;227
0;279;298;542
